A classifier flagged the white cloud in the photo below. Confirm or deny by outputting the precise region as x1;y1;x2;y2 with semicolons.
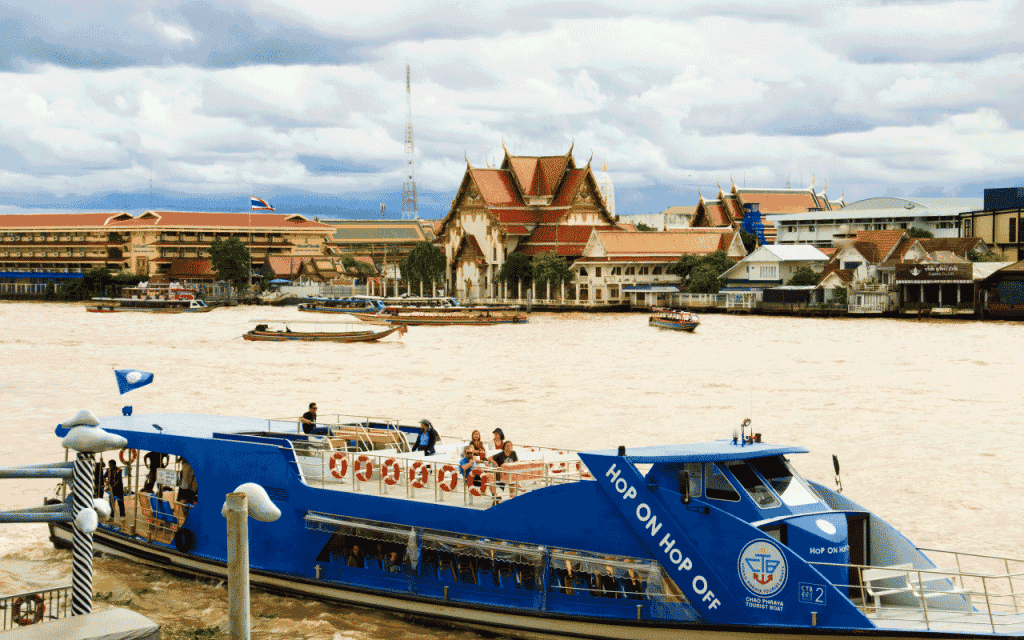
5;1;1024;207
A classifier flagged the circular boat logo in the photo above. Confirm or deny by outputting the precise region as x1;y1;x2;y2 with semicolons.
125;371;143;384
738;539;788;597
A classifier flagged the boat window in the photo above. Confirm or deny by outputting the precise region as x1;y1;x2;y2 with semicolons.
748;456;820;507
704;463;740;501
677;462;702;499
725;462;780;509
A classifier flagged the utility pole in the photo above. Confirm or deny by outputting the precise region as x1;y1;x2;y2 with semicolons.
402;64;418;221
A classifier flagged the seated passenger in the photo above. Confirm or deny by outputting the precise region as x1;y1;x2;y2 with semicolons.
459;446;479;482
488;440;519;499
300;402;329;435
411;419;438;455
382;551;402;573
347;544;364;568
468;430;488;461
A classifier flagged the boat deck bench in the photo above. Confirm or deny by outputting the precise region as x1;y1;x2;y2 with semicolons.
907;569;972;608
863;563;914;608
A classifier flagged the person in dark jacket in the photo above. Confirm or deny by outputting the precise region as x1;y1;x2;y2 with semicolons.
106;460;125;518
411;419;439;455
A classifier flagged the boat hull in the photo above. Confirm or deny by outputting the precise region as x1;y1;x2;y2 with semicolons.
49;523;954;640
243;325;403;342
648;318;698;332
349;312;528;326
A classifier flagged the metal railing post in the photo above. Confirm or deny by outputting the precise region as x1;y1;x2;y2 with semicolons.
225;492;250;640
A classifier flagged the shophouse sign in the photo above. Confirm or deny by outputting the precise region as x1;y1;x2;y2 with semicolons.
894;263;972;283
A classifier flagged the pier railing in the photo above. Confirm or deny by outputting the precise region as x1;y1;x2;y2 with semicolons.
0;584;72;630
810;552;1024;634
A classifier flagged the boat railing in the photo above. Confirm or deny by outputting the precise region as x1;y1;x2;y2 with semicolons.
809;554;1024;634
292;446;593;507
0;584;72;630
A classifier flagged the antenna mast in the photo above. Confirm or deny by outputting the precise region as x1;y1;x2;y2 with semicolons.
402;64;418;220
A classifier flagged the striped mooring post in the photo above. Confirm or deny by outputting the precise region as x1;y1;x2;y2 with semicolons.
70;452;94;616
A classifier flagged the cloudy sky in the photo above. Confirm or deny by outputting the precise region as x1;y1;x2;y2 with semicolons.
1;0;1023;218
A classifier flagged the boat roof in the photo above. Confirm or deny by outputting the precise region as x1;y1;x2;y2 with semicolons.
586;441;808;463
55;413;281;440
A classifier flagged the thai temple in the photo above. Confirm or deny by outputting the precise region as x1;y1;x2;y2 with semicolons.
691;177;845;242
437;145;625;298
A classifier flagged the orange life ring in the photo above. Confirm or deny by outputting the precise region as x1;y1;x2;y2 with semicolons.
329;452;348;479
12;594;44;626
468;467;491;497
354;455;374;482
119;448;138;465
382;458;401;486
437;464;458;492
549;461;566;474
408;461;429;488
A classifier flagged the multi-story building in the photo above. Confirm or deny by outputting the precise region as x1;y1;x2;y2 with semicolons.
772;197;980;247
0;211;334;294
960;188;1024;261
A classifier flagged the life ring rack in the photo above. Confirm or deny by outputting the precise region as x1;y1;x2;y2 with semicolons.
12;593;44;626
119;448;138;465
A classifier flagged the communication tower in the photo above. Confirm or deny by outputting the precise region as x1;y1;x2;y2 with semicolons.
402;64;418;220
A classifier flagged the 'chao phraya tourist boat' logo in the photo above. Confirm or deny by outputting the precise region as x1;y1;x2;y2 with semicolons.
738;539;788;598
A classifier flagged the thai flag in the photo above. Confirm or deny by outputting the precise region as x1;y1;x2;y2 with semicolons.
115;369;154;395
251;196;274;211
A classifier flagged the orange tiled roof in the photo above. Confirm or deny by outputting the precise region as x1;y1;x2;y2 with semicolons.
0;212;126;228
918;237;983;257
736;189;825;214
598;230;734;255
550;169;586;206
470;169;524;207
266;256;305;277
108;211;332;230
853;230;906;261
167;259;216;278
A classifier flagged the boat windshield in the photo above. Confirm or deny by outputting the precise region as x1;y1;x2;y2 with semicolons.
725;461;781;509
747;456;821;507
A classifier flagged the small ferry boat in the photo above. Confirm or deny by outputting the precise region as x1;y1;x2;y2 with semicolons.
46;412;1023;638
244;320;406;343
649;308;699;332
87;283;211;313
297;297;386;314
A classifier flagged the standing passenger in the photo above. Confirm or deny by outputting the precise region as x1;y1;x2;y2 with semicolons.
411;419;438;456
106;460;126;518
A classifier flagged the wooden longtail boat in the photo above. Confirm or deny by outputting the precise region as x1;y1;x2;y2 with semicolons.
243;320;407;342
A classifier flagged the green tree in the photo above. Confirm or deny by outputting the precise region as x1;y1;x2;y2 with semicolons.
968;249;1005;262
341;255;379;279
830;286;848;307
787;266;820;286
907;227;934;238
208;237;251;292
668;254;702;280
670;250;734;290
531;251;572;292
398;241;445;289
687;264;723;293
60;267;143;300
496;252;533;288
739;230;758;254
635;222;657;232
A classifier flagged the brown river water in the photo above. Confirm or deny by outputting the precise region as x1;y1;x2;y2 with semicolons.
0;302;1020;638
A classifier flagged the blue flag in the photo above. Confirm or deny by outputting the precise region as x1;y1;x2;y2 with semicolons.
115;369;154;395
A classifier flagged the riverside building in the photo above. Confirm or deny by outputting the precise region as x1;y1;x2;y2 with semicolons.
0;211;334;296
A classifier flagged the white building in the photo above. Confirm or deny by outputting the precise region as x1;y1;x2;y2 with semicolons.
720;244;829;290
769;197;982;247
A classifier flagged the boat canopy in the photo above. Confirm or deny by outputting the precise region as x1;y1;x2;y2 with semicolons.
585;441;808;464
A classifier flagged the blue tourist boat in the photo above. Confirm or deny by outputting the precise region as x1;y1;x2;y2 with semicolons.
649;308;699;332
47;414;1023;638
297;297;386;314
